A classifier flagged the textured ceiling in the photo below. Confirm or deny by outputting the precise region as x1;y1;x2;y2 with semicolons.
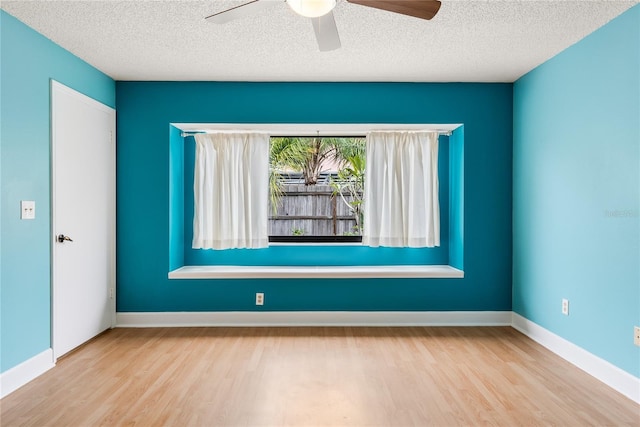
2;0;637;82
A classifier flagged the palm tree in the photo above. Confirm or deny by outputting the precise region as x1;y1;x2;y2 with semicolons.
270;137;363;185
330;154;365;233
269;136;365;211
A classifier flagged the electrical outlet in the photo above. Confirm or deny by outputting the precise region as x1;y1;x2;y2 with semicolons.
634;326;640;347
256;292;264;306
561;299;569;316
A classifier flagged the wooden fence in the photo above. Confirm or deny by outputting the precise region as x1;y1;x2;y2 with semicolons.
269;184;359;237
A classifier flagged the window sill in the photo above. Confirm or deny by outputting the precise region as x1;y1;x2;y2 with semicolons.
168;265;464;279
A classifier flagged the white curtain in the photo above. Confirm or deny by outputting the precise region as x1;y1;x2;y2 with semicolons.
193;133;269;250
362;131;440;248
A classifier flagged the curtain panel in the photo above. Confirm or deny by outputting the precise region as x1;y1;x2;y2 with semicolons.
193;133;269;250
362;131;440;248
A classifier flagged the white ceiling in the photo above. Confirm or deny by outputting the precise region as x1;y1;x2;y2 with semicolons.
2;0;637;82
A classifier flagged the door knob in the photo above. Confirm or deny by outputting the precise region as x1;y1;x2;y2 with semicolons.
57;234;73;243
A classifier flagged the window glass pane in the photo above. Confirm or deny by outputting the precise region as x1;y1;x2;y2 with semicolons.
269;137;365;242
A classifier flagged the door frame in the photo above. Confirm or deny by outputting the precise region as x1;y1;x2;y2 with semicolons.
50;80;116;361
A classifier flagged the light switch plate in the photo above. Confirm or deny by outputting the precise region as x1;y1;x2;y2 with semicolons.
21;200;35;219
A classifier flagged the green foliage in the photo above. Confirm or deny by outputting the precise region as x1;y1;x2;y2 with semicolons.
270;137;364;184
269;137;365;213
291;227;305;236
342;226;362;236
330;153;366;234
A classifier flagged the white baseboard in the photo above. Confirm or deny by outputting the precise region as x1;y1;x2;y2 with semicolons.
0;348;54;399
116;310;512;328
512;313;640;404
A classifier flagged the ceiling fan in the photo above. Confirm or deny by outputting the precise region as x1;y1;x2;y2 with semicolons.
205;0;441;51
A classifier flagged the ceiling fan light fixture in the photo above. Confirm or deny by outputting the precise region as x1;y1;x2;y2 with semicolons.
287;0;336;18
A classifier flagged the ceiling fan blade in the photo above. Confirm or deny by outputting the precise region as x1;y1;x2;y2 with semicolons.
346;0;441;20
205;0;283;24
311;12;341;52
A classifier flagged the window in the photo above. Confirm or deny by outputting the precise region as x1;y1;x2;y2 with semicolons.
268;136;365;243
170;124;463;271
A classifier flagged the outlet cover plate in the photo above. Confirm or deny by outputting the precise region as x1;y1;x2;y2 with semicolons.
634;326;640;347
21;200;35;219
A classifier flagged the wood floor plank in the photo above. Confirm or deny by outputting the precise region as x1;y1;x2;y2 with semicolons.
1;327;638;426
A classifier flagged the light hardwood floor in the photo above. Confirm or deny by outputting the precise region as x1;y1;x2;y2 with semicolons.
1;327;638;426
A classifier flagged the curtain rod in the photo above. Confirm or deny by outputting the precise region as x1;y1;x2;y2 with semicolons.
181;130;453;137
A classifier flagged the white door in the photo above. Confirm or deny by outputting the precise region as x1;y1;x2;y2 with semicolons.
51;81;115;360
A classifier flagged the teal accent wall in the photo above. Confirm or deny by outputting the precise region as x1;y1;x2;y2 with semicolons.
168;125;185;271
513;5;640;377
448;127;464;270
0;11;115;373
116;82;513;312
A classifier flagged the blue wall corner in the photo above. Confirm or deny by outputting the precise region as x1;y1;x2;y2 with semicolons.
449;126;465;270
0;10;115;373
169;125;185;270
513;5;640;377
